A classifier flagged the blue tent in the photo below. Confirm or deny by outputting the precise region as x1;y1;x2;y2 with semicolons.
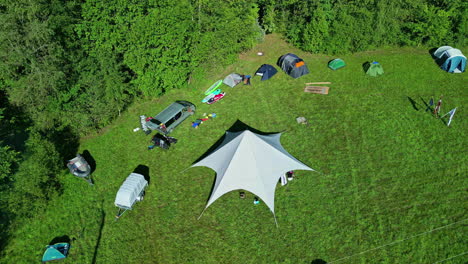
42;243;70;262
255;64;278;81
433;46;466;73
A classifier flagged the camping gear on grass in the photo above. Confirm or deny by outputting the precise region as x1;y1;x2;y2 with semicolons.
114;173;148;219
191;129;314;225
202;89;221;103
148;133;177;150
296;117;308;124
304;86;329;94
277;53;309;78
42;243;70;262
242;75;251;85
255;64;278;81
364;61;384;77
328;58;346;70
433;46;466;73
139;115;151;135
191;113;216;128
205;80;223;95
223;73;243;88
207;92;225;105
67;154;93;185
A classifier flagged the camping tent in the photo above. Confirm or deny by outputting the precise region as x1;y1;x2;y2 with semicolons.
277;53;309;78
255;64;278;81
433;46;466;73
67;154;91;178
191;130;314;222
364;61;384;77
328;58;346;70
114;173;148;210
223;73;243;87
42;243;70;262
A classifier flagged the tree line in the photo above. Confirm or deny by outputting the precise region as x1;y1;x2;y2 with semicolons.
0;0;465;252
259;0;466;54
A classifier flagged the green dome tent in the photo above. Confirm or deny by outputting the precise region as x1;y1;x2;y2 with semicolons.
42;243;70;262
328;58;346;70
364;61;384;77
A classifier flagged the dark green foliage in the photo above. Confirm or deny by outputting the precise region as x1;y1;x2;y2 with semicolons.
257;0;467;54
7;128;63;217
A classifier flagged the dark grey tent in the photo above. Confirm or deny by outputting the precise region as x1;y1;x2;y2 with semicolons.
67;154;93;185
255;64;278;81
277;53;309;78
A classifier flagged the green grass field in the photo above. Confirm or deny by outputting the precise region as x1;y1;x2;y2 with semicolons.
2;34;467;264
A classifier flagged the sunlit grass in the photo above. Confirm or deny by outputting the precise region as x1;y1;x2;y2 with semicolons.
2;34;467;264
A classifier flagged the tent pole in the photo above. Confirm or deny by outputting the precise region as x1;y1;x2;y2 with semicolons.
274;214;279;228
197;207;207;220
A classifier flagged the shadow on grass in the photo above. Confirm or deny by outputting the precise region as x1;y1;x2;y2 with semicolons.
362;61;370;73
133;165;150;185
407;96;420;111
428;47;447;70
311;259;327;264
49;235;71;245
47;126;80;166
82;150;97;174
420;96;432;112
92;206;105;264
0;212;13;255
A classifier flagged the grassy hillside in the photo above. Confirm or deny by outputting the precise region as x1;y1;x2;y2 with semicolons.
2;34;467;264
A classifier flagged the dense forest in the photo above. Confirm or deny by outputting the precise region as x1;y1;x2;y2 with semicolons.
0;0;466;253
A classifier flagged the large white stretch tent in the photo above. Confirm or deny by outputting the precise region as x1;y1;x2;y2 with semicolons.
192;130;314;219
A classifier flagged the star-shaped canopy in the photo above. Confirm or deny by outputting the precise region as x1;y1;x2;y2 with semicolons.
192;130;314;217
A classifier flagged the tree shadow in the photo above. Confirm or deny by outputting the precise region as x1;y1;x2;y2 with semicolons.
91;206;105;264
0;93;30;152
47;126;80;166
133;165;150;185
311;259;328;264
49;235;71;245
81;150;96;174
407;96;420;111
0;211;13;254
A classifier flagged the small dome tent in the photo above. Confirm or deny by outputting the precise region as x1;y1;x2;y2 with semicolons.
433;46;466;73
277;53;309;78
255;64;278;81
364;61;384;77
42;243;70;262
67;154;93;185
328;58;346;70
223;73;243;87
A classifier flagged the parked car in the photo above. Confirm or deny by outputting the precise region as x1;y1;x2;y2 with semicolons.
145;100;196;134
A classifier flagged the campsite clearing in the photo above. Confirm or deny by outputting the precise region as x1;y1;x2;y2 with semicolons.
2;34;466;264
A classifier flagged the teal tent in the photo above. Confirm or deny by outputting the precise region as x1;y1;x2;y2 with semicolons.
42;243;70;262
328;58;346;70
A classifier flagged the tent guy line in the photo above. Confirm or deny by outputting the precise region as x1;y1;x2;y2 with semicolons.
327;218;468;263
